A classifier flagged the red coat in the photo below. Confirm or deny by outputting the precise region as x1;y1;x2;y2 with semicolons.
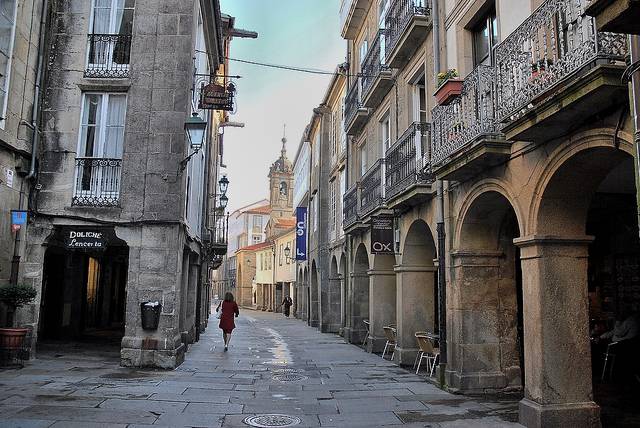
218;300;239;333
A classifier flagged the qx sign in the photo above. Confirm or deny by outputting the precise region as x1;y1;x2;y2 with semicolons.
371;215;394;255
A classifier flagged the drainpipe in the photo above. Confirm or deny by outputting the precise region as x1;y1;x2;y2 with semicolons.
630;36;640;236
9;0;48;285
432;0;448;379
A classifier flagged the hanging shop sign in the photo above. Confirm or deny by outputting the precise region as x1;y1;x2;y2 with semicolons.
295;207;307;261
371;215;394;254
199;82;234;111
64;229;108;250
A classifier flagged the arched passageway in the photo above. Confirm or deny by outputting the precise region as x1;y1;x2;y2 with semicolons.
303;267;309;323
449;191;523;392
520;146;639;427
349;244;370;345
395;220;437;365
310;261;319;327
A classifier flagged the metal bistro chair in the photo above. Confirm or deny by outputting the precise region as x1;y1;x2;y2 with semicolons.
382;326;397;360
415;333;439;376
362;320;370;348
601;341;618;381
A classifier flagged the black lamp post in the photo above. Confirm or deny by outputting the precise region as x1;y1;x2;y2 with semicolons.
184;112;207;151
218;175;229;195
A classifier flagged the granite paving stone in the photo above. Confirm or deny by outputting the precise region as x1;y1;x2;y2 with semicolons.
0;309;522;427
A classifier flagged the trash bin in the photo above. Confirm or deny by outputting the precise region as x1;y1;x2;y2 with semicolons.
140;301;161;330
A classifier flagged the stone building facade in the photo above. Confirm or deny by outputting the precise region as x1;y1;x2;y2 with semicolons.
294;0;638;426
0;0;46;291
11;0;238;369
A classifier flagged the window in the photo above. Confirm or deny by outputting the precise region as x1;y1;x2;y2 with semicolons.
380;113;391;151
359;39;368;70
0;0;17;126
340;99;347;154
87;0;135;77
473;8;498;66
279;244;283;266
330;179;337;233
253;215;263;230
314;132;320;166
74;93;126;206
378;0;389;28
312;196;318;232
252;234;261;244
360;145;368;177
339;169;346;237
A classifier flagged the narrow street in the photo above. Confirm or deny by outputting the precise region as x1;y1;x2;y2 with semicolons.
0;310;521;427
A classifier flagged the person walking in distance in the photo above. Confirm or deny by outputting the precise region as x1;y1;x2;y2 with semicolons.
216;292;239;351
281;296;293;318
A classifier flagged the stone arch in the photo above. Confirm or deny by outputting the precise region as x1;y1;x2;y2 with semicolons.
303;266;309;322
518;136;637;425
338;253;347;328
310;260;319;327
395;219;438;365
454;179;524;250
321;255;341;333
349;243;370;345
449;190;524;392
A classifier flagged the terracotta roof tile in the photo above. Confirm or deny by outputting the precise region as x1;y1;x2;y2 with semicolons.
236;241;272;253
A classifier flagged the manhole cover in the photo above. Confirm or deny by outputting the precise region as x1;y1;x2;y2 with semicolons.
243;414;302;427
272;373;308;382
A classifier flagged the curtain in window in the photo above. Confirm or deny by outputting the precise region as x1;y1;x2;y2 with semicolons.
104;94;126;158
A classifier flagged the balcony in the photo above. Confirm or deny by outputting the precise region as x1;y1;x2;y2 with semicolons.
340;0;371;39
343;183;360;229
385;122;434;207
204;211;228;267
360;159;385;217
586;0;640;35
72;157;122;207
431;65;510;181
345;81;369;136
85;34;132;78
385;0;432;69
361;30;394;108
495;0;628;142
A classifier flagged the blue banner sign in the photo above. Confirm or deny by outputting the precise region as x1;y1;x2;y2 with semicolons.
295;207;307;261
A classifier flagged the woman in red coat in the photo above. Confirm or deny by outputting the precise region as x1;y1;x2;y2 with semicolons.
216;292;239;351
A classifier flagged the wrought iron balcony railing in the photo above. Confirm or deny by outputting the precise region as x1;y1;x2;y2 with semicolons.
343;183;359;228
361;29;389;99
385;0;431;62
72;157;122;207
85;34;132;78
344;80;363;130
431;65;499;167
494;0;627;123
385;122;431;200
360;159;385;216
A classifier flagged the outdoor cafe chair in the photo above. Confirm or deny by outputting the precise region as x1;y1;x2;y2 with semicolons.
362;320;370;348
415;333;439;376
382;326;397;360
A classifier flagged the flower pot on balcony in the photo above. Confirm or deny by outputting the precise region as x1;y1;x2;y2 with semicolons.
435;78;463;105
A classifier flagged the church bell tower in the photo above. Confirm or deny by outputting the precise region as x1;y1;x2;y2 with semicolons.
268;127;294;218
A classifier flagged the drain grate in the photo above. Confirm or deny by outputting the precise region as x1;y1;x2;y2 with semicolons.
272;373;308;382
243;414;302;427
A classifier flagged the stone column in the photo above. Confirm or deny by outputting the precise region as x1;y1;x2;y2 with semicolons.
394;265;436;365
321;275;342;333
514;236;599;428
367;269;396;353
347;272;369;344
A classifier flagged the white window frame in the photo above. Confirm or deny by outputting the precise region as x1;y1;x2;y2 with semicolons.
87;0;135;73
74;92;127;202
0;0;18;129
380;113;391;152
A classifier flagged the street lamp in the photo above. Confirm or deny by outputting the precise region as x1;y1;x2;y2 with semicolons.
219;194;229;210
218;175;229;195
184;112;207;151
283;244;295;263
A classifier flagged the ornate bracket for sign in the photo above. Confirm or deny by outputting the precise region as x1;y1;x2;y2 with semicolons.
193;73;239;111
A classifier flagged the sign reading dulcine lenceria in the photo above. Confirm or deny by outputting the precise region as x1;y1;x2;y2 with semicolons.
64;230;107;249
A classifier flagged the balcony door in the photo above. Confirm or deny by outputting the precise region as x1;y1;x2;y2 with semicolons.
74;93;126;206
87;0;135;75
412;75;428;159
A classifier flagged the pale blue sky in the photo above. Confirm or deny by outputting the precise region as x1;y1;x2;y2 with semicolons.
219;0;345;212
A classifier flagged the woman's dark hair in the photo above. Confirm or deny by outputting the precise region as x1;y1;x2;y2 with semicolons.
224;292;235;302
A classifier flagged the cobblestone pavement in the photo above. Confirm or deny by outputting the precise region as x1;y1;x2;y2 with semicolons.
0;310;522;427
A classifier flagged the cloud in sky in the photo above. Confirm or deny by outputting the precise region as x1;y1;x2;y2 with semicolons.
219;0;345;213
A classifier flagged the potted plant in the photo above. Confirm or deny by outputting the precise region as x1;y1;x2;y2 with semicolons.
529;59;553;81
0;284;37;352
435;69;462;105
